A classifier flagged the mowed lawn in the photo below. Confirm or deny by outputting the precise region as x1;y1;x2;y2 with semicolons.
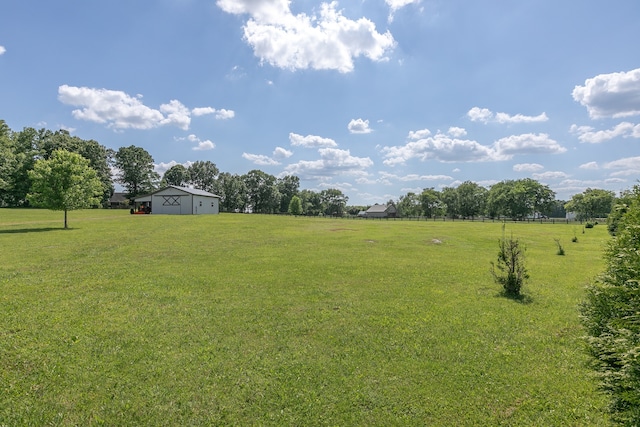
0;209;611;425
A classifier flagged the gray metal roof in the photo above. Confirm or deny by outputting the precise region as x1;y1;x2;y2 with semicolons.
366;204;391;213
167;186;221;198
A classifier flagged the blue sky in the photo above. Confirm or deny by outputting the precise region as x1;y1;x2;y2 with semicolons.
1;0;639;205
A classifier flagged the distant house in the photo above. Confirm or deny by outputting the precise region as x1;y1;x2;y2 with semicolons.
109;192;128;209
133;186;220;215
364;204;397;218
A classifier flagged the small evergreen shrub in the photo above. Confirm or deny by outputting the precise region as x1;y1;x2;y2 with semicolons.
490;230;528;297
555;239;565;256
585;222;595;228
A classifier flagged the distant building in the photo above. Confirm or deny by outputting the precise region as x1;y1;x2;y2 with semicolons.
364;204;397;218
108;192;128;209
134;186;220;215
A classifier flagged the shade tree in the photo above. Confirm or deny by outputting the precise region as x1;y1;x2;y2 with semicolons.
114;145;159;199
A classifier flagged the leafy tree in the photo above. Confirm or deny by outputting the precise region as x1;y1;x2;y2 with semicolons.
581;188;640;424
243;169;280;213
487;179;555;220
277;175;300;213
299;189;323;216
218;172;247;212
420;188;443;218
114;145;159;199
457;180;487;219
288;195;303;215
608;185;640;235
565;188;616;221
320;188;348;216
188;160;219;192
1;126;41;206
397;192;422;217
38;129;114;206
162;164;190;187
27;150;103;228
0;121;15;204
440;187;459;218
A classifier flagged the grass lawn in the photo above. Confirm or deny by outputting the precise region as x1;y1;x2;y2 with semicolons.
0;209;611;425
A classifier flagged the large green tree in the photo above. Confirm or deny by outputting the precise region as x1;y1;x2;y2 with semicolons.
161;164;190;187
581;188;640;424
38;129;114;207
243;170;280;213
299;189;323;216
457;180;487;219
277;175;300;213
397;192;422;217
487;179;555;220
188;160;219;192
114;145;159;199
218;172;247;212
565;188;615;221
27;150;104;228
320;188;348;216
419;188;443;218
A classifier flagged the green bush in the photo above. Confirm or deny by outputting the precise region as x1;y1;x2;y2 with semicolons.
585;222;595;229
581;190;640;425
490;230;528;297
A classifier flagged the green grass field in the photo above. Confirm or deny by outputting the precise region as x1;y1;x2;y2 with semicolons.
0;209;611;425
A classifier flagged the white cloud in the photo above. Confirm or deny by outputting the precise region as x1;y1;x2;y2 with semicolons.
192;107;236;120
570;122;640;143
155;160;193;177
513;163;544;172
382;132;505;165
273;146;293;159
160;100;191;130
289;132;338;148
57;85;226;131
283;147;373;179
579;161;599;170
216;0;395;73
572;68;640;119
0;45;5;55
408;128;431;140
447;127;467;137
604;156;640;177
467;107;548;124
242;152;280;165
494;133;566;156
532;171;569;180
467;107;493;123
379;171;453;182
193;140;215;151
348;118;372;134
385;0;421;22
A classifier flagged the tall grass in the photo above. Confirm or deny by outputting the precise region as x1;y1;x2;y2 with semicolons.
0;209;610;425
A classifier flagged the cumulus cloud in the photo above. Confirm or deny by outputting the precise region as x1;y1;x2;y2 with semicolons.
447;127;467;137
192;107;236;120
155;160;193;177
289;132;338;148
283;147;373;179
408;128;431;140
570;122;640;143
381;132;506;165
242;153;281;165
216;0;395;73
378;171;453;182
494;133;566;156
58;85;232;130
532;171;569;180
0;45;5;55
385;0;421;22
348;118;372;134
383;130;566;166
467;107;549;124
579;161;599;170
572;68;640;119
273;146;293;159
604;156;640;177
513;163;544;172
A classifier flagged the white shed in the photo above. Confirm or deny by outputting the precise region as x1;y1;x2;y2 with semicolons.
134;186;220;215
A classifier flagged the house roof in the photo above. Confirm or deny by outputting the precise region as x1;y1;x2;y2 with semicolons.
109;192;127;203
134;185;221;201
366;204;393;213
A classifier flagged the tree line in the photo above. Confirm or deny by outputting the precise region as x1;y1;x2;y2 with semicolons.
0;120;619;219
0;121;350;216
